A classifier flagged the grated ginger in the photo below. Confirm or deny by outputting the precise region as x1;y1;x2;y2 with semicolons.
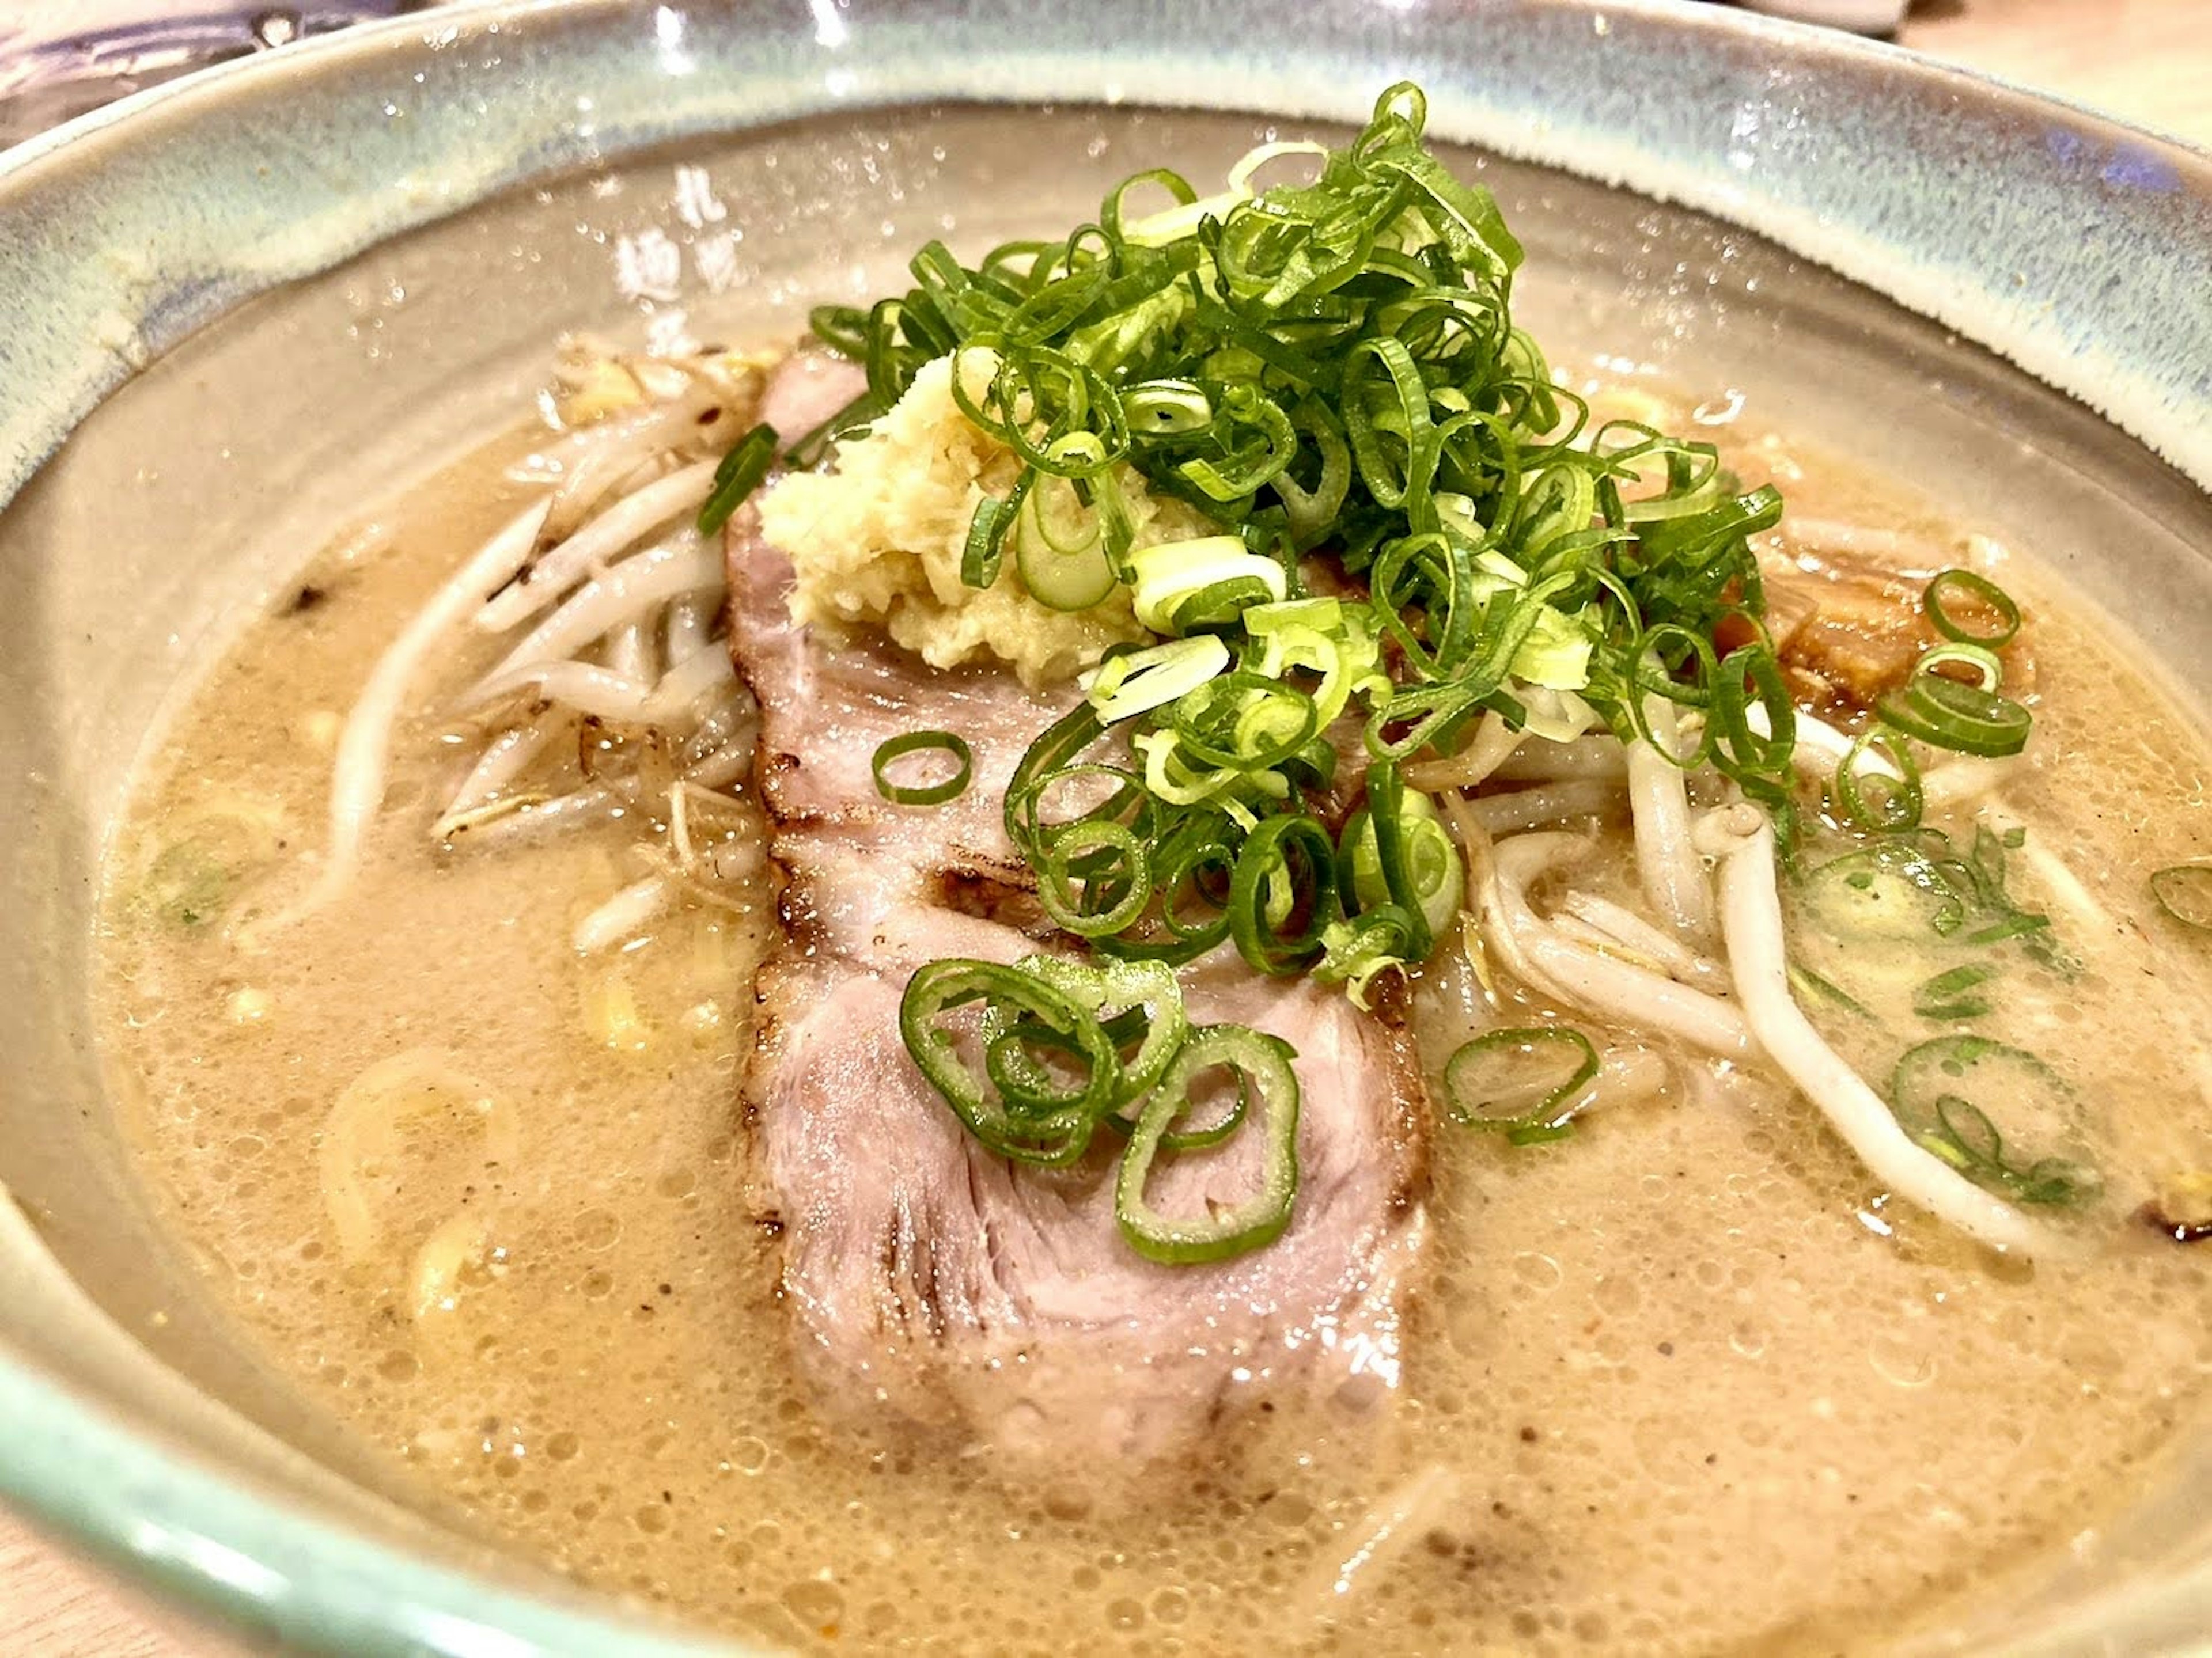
757;353;1211;687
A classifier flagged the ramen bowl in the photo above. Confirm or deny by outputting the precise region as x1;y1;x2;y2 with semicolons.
0;2;2207;1652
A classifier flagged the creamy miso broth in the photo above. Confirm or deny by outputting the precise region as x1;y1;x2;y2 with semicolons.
93;382;2212;1655
90;90;2212;1656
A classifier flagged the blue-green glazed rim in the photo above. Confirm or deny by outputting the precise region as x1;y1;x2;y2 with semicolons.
0;2;2206;1653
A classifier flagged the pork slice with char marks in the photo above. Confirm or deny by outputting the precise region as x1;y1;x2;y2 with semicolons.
750;840;1426;1464
723;398;1432;1467
725;506;1073;874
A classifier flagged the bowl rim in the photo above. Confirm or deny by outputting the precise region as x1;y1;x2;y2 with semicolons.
0;1;2207;1652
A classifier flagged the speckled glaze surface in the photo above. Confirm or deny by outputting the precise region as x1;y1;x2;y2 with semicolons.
0;3;2206;1655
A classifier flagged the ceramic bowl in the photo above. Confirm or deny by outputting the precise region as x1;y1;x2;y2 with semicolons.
0;2;2206;1652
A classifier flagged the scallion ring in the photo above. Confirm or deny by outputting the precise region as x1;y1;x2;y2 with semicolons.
1082;636;1231;724
1915;640;2005;694
1834;726;1923;834
1149;836;1238;957
1443;1026;1600;1145
899;960;1119;1167
1123;381;1215;435
872;730;974;807
984;1020;1105;1120
1923;568;2022;648
1116;1024;1301;1265
1018;956;1190;1109
1350;765;1461;950
960;466;1035;590
1036;819;1153;939
1228;814;1339;974
1170;673;1321;773
1712;643;1795;777
1888;1034;2096;1205
1913;962;1998;1022
1874;674;2032;758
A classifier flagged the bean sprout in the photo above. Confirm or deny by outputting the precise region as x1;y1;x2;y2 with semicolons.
1466;779;1623;837
1627;704;1714;938
434;717;562;838
475;458;718;634
1554;890;1728;987
573;872;678;954
1697;802;2047;1257
1489;735;1628;785
1309;1463;1461;1615
473;537;724;688
1403;711;1527;794
291;498;550;918
1447;805;1752;1059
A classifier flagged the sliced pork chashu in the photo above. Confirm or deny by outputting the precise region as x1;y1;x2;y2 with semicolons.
721;400;1430;1464
750;848;1426;1463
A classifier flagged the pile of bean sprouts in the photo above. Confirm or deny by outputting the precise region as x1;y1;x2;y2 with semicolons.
302;339;773;954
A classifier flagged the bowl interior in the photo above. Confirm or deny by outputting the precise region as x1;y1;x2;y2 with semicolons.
1;87;2209;1658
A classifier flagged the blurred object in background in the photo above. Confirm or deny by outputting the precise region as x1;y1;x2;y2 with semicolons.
1737;0;1911;33
0;1;2049;153
0;3;438;144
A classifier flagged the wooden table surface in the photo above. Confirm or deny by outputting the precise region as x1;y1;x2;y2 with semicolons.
3;2;2207;1653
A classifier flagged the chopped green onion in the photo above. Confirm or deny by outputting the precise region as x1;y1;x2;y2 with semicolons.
871;730;974;806
1875;674;2032;758
1082;636;1232;724
2150;863;2212;932
1036;819;1152;938
906;955;1302;1265
1442;1026;1600;1145
1712;642;1796;780
808;304;870;358
1799;844;1965;940
802;81;2126;1273
1243;598;1389;728
1922;568;2022;648
696;422;779;535
1343;775;1462;947
899;959;1120;1167
1888;1035;2098;1206
1314;910;1420;1008
1018;956;1188;1107
1834;726;1923;834
1929;823;2076;974
1151;1064;1251;1152
960;468;1033;589
1014;465;1120;612
1123;379;1213;434
1228;814;1339;975
1003;702;1109;856
984;1021;1104;1120
1913;962;1998;1022
1128;536;1287;634
1915;641;2005;694
1117;1025;1301;1264
1117;833;1236;965
1171;674;1320;773
1789;962;1873;1020
820;82;1809;1024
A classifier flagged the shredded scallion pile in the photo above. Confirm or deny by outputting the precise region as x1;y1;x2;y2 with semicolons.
767;82;2056;1262
814;85;1799;993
